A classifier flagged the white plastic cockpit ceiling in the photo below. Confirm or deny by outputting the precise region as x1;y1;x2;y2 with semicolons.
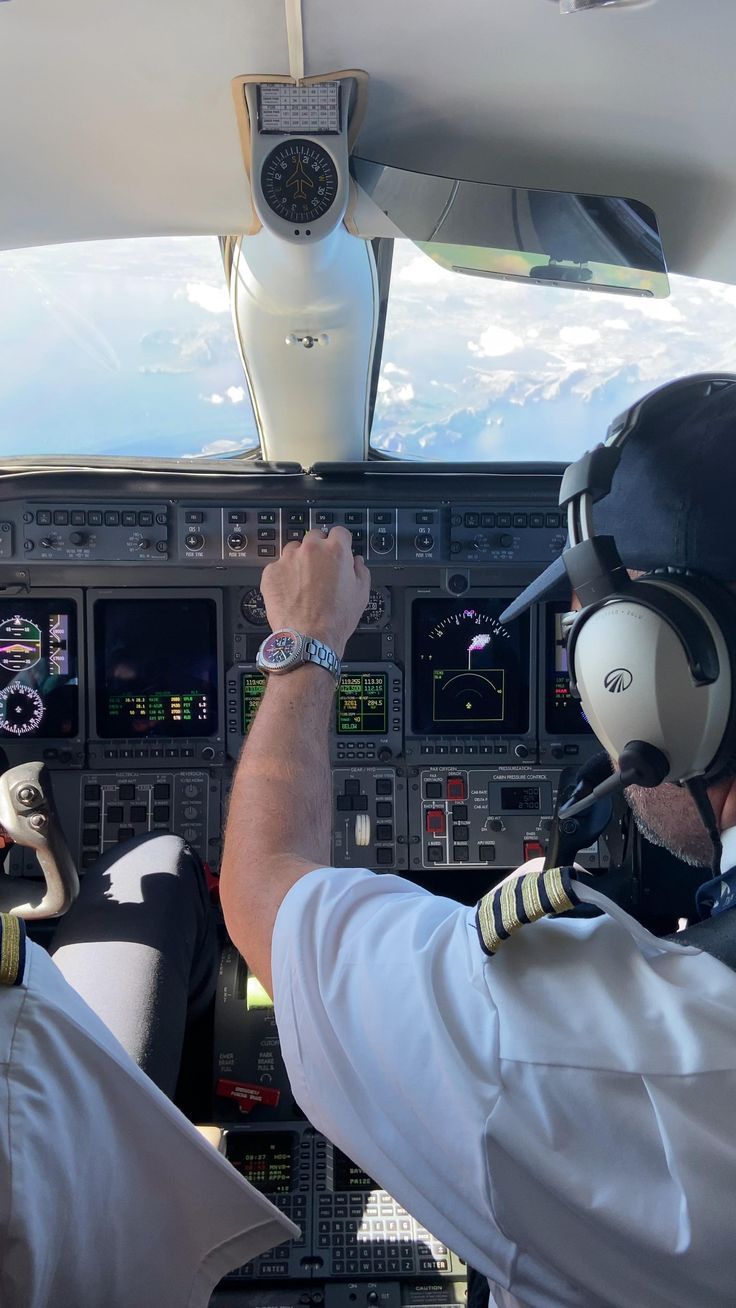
1;0;735;283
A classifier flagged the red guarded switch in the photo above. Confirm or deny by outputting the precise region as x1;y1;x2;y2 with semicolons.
426;808;447;837
446;776;466;803
523;839;545;862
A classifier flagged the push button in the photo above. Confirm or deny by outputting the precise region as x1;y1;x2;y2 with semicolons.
478;844;496;863
425;809;446;836
425;781;442;799
446;776;465;803
427;845;443;863
523;840;545;861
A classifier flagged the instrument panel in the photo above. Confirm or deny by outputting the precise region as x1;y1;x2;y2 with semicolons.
0;469;600;882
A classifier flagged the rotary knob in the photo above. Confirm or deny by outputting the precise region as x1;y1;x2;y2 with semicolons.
227;532;248;552
185;532;205;552
369;532;395;555
68;531;88;547
414;533;434;552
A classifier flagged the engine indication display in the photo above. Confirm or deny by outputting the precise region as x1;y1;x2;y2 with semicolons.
95;596;218;738
0;600;78;739
412;598;530;735
545;602;591;736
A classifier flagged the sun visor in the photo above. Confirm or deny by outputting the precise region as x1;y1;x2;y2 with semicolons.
350;159;669;298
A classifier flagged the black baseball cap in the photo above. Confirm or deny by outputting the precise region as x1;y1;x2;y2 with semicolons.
500;373;736;624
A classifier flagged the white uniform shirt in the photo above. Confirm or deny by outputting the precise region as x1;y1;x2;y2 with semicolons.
272;862;736;1308
0;936;298;1308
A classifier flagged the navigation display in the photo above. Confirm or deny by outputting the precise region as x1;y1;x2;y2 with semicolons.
0;599;78;738
412;598;530;735
94;597;218;737
226;1132;295;1195
545;603;591;736
337;673;387;735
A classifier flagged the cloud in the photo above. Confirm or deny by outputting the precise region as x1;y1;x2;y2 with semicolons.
468;325;523;358
396;254;453;287
384;362;410;377
185;282;230;314
184;436;259;459
202;385;248;407
377;377;415;406
140;324;222;374
560;325;600;346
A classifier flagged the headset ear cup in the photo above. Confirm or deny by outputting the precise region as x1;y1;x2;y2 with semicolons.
569;580;733;783
657;571;736;781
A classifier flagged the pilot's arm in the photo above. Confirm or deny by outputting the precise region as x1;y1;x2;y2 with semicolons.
220;526;369;994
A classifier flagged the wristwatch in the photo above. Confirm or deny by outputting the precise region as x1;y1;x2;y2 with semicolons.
256;629;342;681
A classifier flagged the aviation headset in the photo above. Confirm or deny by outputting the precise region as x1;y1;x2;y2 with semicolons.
560;375;736;821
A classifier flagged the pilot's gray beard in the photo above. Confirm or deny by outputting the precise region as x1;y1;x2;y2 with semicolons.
626;790;710;868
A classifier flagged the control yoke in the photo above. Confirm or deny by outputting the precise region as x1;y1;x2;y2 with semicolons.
0;762;79;919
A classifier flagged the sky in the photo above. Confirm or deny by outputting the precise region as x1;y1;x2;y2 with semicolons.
1;234;736;463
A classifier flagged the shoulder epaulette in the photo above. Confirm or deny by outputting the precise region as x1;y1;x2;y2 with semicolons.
0;912;27;986
476;866;580;957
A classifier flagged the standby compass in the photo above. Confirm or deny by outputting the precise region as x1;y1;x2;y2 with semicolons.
260;139;339;226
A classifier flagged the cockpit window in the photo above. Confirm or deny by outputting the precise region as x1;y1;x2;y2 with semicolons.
370;240;736;461
0;237;260;461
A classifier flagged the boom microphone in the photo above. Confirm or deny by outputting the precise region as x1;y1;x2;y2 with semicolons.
559;740;669;819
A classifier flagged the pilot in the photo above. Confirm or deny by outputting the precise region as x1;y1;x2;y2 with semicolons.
0;833;296;1306
220;373;736;1308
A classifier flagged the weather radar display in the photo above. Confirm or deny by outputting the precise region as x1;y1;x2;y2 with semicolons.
412;599;530;735
0;601;78;738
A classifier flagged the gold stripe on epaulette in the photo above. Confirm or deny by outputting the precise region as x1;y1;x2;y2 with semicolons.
476;866;579;956
0;913;26;986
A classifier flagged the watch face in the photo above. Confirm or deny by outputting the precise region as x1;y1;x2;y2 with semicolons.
259;629;302;670
260;139;339;225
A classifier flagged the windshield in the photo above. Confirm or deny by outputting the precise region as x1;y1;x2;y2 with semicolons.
4;234;736;466
370;240;736;461
0;236;259;460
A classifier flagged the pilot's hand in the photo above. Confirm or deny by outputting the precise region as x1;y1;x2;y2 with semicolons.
261;526;371;658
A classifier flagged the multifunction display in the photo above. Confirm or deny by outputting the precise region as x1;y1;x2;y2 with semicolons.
336;673;387;735
333;1148;378;1193
94;597;218;737
240;669;389;737
412;598;530;735
226;1132;295;1195
242;672;266;735
545;603;590;736
0;599;78;738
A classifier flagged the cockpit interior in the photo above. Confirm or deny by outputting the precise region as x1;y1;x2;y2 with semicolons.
1;0;734;1302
